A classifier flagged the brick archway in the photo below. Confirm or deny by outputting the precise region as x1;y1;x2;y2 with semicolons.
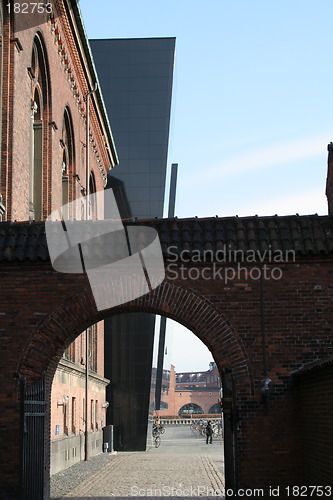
18;279;253;398
16;277;250;498
1;216;333;498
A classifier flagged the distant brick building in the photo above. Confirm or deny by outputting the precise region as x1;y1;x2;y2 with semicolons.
151;363;222;416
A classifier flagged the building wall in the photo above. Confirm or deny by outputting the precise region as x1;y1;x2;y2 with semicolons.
293;361;333;485
50;352;109;474
1;236;333;494
2;3;113;221
0;0;117;482
159;365;221;416
50;321;109;474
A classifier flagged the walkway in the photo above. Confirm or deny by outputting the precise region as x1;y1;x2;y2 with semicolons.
51;425;225;499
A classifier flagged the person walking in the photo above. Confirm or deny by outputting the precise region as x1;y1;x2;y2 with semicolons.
206;420;213;444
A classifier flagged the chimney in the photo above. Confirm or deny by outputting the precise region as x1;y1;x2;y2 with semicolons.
326;143;333;215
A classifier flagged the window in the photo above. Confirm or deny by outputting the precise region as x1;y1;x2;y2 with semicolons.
71;397;76;434
89;171;97;219
87;324;97;373
83;398;86;428
63;399;69;436
90;399;94;431
61;107;75;218
31;88;43;220
95;400;98;430
63;342;75;362
29;34;51;221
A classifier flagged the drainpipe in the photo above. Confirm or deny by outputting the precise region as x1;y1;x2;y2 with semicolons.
260;269;271;407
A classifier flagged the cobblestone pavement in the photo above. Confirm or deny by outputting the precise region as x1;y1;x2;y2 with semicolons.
51;425;225;499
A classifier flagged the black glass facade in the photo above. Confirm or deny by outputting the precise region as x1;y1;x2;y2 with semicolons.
90;38;175;451
91;37;175;220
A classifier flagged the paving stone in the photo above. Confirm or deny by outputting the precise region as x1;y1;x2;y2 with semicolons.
51;425;225;499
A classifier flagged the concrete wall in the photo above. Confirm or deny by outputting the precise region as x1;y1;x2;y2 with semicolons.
51;430;104;475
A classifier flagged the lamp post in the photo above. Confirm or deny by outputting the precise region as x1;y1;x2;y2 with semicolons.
84;83;97;461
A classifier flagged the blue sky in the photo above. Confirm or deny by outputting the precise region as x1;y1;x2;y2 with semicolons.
79;0;333;371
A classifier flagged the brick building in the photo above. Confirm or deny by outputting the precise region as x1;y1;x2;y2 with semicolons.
0;2;333;498
0;0;117;477
151;362;222;416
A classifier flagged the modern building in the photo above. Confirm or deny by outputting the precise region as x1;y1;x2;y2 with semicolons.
90;37;176;450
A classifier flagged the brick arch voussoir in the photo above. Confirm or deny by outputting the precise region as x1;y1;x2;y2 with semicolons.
18;279;253;395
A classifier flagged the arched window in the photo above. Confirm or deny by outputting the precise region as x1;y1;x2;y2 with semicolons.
87;324;97;372
178;403;204;415
29;34;50;221
31;87;43;220
208;403;221;414
89;171;97;219
61;107;75;219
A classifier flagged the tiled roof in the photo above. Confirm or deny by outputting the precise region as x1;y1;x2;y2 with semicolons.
0;222;48;262
175;386;220;392
1;214;333;262
176;372;206;384
291;357;333;377
150;214;333;258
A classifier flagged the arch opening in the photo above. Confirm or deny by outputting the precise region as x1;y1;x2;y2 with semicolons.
17;280;252;496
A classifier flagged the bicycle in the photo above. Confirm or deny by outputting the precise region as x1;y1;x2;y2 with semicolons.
152;424;161;448
154;434;161;448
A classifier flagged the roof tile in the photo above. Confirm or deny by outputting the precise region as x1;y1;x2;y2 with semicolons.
0;215;333;263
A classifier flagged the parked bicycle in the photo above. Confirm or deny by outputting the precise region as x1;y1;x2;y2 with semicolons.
190;418;223;438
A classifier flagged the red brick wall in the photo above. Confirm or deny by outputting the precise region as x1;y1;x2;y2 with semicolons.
163;390;220;415
50;356;108;440
1;1;113;222
0;256;333;496
160;365;221;415
50;319;107;441
0;2;116;494
294;363;333;484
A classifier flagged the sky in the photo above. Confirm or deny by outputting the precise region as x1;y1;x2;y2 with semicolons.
79;0;333;371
